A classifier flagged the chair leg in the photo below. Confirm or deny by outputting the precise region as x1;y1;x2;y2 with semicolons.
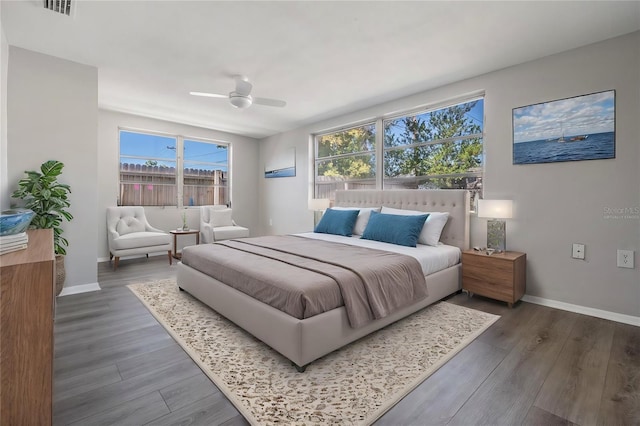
113;256;119;271
168;250;172;265
146;254;149;258
109;252;113;260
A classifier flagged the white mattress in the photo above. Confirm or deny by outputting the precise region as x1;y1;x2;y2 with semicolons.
296;232;461;277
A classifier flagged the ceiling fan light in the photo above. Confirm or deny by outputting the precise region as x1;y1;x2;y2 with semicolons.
229;93;252;109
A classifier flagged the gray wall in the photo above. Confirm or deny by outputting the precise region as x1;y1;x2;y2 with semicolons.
259;32;640;317
7;47;99;288
97;110;260;260
0;13;8;211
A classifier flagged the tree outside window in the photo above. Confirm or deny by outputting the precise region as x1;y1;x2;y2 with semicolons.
314;97;484;207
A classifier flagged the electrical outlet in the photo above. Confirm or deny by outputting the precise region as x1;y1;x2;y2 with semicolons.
572;243;585;260
617;250;634;268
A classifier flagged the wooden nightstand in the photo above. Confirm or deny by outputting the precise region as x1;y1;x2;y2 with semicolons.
169;229;200;260
462;250;526;308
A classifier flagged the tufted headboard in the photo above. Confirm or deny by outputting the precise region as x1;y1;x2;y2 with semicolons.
334;189;470;250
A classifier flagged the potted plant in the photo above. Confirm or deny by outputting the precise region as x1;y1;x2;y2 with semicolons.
11;160;72;296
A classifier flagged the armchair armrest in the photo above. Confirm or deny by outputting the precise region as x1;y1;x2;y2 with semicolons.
201;223;215;243
107;230;120;242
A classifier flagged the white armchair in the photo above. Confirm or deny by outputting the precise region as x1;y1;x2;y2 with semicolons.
200;205;250;243
106;206;172;270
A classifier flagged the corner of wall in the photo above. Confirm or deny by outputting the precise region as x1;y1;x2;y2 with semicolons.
0;15;9;211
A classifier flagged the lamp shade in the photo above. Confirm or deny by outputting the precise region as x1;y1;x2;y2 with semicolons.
477;199;513;219
308;198;330;211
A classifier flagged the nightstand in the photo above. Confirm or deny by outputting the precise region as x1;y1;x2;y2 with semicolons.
462;250;526;308
169;229;200;260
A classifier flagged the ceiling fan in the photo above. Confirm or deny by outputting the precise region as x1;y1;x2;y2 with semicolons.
190;76;286;109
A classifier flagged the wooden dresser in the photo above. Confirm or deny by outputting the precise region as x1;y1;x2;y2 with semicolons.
462;249;526;308
0;229;55;425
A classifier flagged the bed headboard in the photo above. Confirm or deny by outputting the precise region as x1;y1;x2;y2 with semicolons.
334;189;470;250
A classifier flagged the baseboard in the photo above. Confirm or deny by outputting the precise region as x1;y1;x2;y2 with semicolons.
97;252;167;263
59;282;101;297
522;295;640;327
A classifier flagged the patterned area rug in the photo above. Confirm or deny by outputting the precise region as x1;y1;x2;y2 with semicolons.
128;279;499;425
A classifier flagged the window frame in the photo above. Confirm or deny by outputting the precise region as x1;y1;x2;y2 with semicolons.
312;94;484;208
313;121;377;199
118;127;231;208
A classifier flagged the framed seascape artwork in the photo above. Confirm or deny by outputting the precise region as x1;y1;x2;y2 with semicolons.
513;90;615;165
265;147;296;178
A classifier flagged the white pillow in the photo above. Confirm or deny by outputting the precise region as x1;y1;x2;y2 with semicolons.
210;208;234;227
331;207;381;235
380;206;449;246
116;217;145;235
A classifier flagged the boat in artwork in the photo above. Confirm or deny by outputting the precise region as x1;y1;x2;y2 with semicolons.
569;135;589;141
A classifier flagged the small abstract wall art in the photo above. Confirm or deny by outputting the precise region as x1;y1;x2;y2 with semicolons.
513;90;615;165
265;147;296;178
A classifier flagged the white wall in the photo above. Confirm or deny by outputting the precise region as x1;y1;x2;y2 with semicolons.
259;32;640;318
0;10;8;211
7;47;98;289
97;110;260;260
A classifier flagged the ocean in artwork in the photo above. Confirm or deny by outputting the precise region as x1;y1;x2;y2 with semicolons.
513;131;615;165
264;167;296;178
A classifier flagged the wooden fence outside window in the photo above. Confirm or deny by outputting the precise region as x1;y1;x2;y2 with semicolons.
119;163;227;206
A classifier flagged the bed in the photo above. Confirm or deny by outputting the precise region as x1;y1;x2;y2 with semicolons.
177;189;470;371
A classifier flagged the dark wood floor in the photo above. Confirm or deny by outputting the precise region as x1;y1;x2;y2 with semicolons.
53;256;639;426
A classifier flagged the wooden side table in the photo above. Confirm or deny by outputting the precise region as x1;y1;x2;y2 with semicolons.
169;229;200;260
462;250;526;308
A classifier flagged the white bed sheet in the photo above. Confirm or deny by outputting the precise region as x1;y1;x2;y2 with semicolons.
295;232;461;277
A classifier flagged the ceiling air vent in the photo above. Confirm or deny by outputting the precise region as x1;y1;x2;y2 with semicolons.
44;0;73;17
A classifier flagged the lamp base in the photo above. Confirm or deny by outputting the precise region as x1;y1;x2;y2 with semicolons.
487;219;506;252
313;211;322;228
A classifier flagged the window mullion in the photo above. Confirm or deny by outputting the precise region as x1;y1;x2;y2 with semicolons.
382;133;483;153
177;136;184;208
375;117;383;189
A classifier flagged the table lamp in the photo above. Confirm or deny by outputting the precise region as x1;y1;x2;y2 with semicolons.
477;199;513;252
308;198;330;226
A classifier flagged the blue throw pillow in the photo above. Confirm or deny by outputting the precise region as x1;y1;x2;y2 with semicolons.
361;211;429;247
314;208;360;237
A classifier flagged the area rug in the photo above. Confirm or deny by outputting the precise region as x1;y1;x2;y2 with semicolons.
128;279;499;425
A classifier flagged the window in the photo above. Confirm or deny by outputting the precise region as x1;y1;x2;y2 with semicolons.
383;98;484;205
119;130;229;207
314;123;376;199
313;97;484;207
182;139;228;206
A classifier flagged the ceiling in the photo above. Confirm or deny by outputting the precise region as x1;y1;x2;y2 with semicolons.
2;1;639;139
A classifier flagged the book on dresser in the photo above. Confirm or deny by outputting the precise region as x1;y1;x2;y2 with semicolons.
0;232;29;255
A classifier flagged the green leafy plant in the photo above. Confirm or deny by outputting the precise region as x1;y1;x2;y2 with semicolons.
11;160;73;255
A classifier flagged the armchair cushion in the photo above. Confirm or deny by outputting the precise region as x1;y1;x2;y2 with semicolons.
110;231;171;251
211;209;233;227
214;225;250;241
116;217;146;235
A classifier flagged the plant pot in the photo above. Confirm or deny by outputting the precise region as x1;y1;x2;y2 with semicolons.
55;255;66;296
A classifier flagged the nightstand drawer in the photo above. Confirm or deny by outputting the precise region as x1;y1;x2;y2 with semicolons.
461;250;526;307
463;276;514;302
462;254;515;285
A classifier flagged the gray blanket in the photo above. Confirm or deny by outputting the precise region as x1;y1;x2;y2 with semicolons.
182;235;428;328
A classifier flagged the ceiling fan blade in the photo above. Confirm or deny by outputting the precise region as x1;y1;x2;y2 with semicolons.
234;77;253;96
253;97;287;108
189;91;228;99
